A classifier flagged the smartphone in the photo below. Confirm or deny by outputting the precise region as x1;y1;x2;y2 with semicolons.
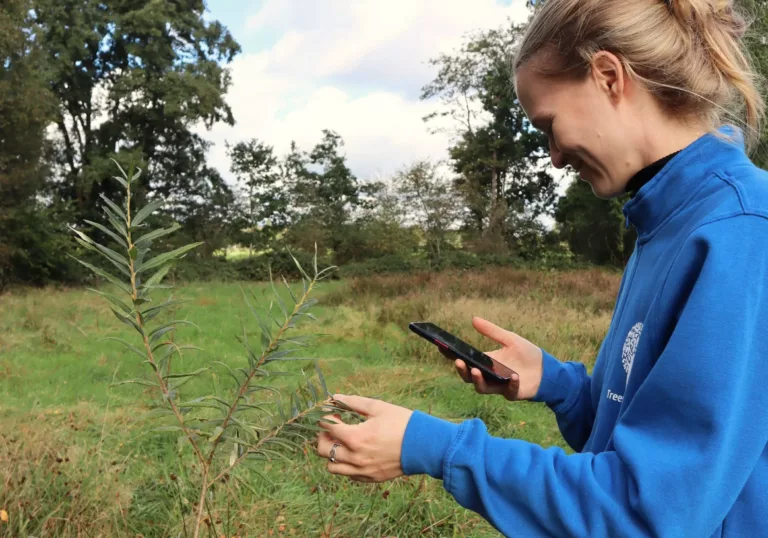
408;321;516;384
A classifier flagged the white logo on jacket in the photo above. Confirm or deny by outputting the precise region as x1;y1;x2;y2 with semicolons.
622;322;643;384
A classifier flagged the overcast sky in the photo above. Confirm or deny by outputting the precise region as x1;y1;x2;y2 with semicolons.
200;0;533;187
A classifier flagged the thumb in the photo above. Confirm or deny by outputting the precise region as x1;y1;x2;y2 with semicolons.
333;394;379;417
472;317;517;347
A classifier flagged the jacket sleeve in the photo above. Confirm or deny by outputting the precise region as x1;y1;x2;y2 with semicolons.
531;350;595;452
401;216;768;538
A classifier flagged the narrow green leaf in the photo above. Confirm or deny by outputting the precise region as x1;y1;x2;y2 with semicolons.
269;269;289;319
237;403;272;414
163;367;209;381
307;380;319;403
178;401;222;411
143;264;173;289
228;418;262;443
263;437;303;454
100;337;147;360
315;361;328;396
264;356;312;363
141;299;187;323
100;193;127;223
132;200;165;228
236;471;273;490
87;288;132;315
111;158;129;180
111;174;128;189
156;343;202;363
110;307;144;335
134;223;182;248
316;266;338;280
74;237;130;278
287;249;311;281
129;166;143;183
291;422;326;434
138;243;203;273
100;202;127;232
212;372;221;397
281;275;298;305
210;426;225;442
213;361;243;385
265;349;299;360
170;373;206;391
149;326;176;346
246;385;280;396
111;378;158;387
149;319;200;339
254;447;294;463
83;220;128;249
71;257;131;294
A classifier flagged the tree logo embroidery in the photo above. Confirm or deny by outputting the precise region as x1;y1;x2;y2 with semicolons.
622;323;643;384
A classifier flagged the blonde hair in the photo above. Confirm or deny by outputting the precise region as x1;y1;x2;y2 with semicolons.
513;0;765;151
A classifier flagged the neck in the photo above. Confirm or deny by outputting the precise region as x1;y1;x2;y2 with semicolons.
619;118;708;189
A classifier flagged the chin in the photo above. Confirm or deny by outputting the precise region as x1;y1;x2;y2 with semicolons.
581;173;621;200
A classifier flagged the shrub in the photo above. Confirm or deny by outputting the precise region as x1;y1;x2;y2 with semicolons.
68;161;355;537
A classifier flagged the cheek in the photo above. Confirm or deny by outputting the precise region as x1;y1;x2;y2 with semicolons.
552;118;585;155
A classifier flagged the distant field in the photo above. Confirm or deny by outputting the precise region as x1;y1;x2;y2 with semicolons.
0;267;620;537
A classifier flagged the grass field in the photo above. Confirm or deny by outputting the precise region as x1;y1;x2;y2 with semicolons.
0;266;620;537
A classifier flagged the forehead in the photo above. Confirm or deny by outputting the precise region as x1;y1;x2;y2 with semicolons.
515;63;550;124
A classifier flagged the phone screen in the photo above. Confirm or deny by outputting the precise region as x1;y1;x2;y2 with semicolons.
412;322;516;379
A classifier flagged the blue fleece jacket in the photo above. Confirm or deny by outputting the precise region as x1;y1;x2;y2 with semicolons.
400;127;768;537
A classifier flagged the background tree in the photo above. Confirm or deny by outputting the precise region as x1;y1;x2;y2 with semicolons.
227;139;288;256
284;130;369;259
33;0;241;234
0;0;76;289
421;23;556;252
554;178;636;267
395;160;462;263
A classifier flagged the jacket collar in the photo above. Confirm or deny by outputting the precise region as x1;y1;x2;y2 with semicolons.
622;126;748;241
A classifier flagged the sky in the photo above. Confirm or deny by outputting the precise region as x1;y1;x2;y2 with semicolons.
199;0;536;188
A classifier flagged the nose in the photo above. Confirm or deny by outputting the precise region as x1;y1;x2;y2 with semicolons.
549;138;567;169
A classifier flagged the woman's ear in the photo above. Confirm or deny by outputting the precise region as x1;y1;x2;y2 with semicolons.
590;51;627;104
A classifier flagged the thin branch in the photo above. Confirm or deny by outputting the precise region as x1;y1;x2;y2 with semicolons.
203;278;319;467
123;179;207;468
207;397;333;487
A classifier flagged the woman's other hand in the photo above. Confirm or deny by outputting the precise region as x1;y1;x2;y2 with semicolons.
316;395;412;483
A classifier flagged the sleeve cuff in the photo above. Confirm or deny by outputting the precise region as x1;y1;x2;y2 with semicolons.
400;410;461;478
530;349;574;408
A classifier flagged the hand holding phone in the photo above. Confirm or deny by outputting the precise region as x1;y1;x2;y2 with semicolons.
409;321;517;384
409;318;544;401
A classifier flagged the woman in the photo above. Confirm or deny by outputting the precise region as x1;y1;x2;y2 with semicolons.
316;0;768;536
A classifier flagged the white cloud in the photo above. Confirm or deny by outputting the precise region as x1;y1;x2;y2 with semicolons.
199;0;533;186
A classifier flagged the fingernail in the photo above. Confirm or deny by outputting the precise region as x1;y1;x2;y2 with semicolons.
512;374;519;382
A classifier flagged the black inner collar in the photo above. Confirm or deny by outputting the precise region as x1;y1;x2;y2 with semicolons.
626;151;681;198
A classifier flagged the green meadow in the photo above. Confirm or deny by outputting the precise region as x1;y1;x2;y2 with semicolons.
0;267;619;537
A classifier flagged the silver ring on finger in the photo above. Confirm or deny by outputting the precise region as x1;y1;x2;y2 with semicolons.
329;443;341;463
